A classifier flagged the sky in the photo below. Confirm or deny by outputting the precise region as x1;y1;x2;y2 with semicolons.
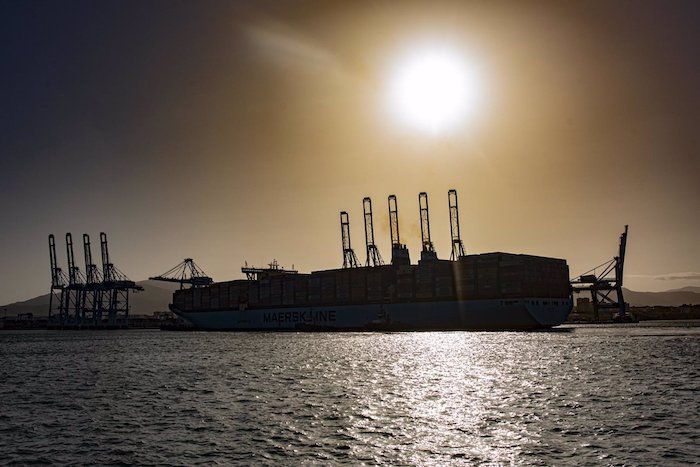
1;0;699;305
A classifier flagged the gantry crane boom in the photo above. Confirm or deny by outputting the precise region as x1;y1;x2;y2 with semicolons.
388;194;401;248
48;234;67;323
340;211;360;268
49;234;65;288
83;234;102;285
150;258;213;288
65;233;84;286
388;194;410;266
419;192;437;261
363;197;384;267
448;189;466;260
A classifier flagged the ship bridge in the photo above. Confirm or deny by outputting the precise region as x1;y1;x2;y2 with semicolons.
242;259;298;281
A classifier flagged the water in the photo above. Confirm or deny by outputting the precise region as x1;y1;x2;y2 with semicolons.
1;322;698;466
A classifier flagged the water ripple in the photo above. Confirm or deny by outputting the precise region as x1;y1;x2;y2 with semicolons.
1;324;699;465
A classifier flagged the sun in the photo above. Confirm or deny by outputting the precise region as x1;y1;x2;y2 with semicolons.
387;46;479;135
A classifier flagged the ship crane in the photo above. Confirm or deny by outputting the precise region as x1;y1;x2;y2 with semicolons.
388;194;410;266
448;189;466;260
48;234;68;324
419;192;438;261
150;258;213;289
363;197;384;267
340;211;360;268
571;225;630;322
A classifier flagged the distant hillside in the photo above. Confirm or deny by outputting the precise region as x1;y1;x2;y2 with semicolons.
622;288;700;307
666;286;700;293
1;280;179;318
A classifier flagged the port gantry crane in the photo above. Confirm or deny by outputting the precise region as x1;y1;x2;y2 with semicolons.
82;234;104;326
570;225;630;322
47;232;141;328
99;232;143;327
64;233;86;325
388;194;410;266
418;192;438;261
448;189;466;260
149;258;213;288
48;234;68;325
340;211;360;268
362;197;384;267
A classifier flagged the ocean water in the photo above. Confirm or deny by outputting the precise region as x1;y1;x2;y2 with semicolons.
1;322;698;466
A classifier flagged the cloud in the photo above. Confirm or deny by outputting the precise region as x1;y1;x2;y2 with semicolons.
244;20;340;73
628;272;700;281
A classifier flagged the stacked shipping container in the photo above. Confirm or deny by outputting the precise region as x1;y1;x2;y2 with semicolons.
172;253;571;312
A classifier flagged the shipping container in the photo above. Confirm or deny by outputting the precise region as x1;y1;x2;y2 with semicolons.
201;288;211;310
336;270;351;301
248;282;259;305
308;276;322;304
320;273;336;302
193;288;202;310
210;284;220;309
184;292;193;311
351;285;367;302
294;275;309;303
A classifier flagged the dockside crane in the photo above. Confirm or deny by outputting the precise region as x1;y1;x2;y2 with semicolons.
571;225;630;322
65;233;86;325
99;232;143;327
83;234;104;325
340;211;360;268
150;258;213;289
388;194;410;266
448;189;466;260
48;234;67;325
419;192;438;261
363;197;384;267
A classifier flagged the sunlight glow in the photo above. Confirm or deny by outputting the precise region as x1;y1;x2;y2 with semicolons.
387;46;479;135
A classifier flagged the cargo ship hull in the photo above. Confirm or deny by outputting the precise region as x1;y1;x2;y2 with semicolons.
171;297;572;331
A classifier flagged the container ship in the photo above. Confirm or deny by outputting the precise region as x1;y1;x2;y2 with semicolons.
167;191;573;331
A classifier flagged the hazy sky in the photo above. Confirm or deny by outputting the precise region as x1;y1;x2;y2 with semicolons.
1;0;699;304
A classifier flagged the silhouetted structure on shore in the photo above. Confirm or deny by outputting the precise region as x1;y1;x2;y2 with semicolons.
571;226;630;322
47;232;142;329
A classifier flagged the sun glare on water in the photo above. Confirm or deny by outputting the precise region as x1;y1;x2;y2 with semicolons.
387;46;479;135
